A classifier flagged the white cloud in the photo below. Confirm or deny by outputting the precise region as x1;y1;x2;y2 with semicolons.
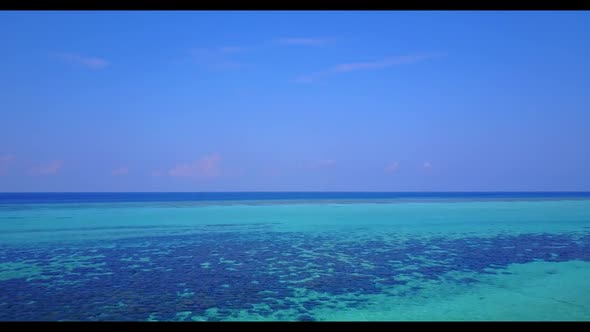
384;162;400;173
56;53;109;69
169;153;222;180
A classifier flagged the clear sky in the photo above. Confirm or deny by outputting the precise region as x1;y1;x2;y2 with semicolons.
0;11;589;192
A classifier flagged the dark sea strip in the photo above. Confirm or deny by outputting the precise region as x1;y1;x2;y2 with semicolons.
1;192;590;205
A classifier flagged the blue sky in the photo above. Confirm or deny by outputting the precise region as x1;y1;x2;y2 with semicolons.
0;11;589;192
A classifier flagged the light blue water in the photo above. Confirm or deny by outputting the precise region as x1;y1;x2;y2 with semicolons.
1;193;589;321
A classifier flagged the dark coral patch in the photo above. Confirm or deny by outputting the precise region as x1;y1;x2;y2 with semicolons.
0;231;589;320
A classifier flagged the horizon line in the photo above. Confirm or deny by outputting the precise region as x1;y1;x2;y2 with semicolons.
2;191;590;194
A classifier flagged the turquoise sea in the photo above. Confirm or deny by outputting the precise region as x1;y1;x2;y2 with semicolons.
1;192;590;321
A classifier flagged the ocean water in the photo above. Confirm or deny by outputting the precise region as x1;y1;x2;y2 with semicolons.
1;192;590;321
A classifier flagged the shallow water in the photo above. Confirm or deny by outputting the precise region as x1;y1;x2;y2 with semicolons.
1;193;590;321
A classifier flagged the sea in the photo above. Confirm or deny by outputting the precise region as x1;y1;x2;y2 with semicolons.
1;192;590;321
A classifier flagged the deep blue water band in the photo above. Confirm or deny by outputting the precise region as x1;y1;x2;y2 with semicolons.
1;192;590;204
